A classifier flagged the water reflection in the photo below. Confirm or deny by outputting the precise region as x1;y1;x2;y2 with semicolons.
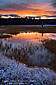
0;32;56;72
3;32;56;45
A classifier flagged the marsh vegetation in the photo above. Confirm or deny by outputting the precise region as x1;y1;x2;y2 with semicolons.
42;39;56;72
0;40;55;72
0;29;56;84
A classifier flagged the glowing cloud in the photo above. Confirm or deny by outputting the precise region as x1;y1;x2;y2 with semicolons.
0;0;56;18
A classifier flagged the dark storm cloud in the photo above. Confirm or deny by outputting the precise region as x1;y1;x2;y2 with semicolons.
9;14;20;17
0;0;52;12
0;14;20;17
52;0;56;7
52;11;56;14
27;16;41;18
0;0;51;6
0;3;28;12
0;14;9;17
3;15;8;17
0;0;56;16
43;15;56;17
46;11;56;14
0;2;41;12
0;0;52;11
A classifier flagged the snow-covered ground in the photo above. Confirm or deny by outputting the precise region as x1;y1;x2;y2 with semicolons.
0;33;56;84
0;40;55;67
0;52;56;85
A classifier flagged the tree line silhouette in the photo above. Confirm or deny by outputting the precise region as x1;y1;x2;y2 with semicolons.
0;17;56;25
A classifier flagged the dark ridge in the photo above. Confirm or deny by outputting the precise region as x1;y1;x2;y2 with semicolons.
0;35;12;38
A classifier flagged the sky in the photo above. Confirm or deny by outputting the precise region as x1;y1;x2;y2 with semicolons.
0;0;56;18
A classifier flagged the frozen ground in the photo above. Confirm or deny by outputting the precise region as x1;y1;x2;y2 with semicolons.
0;40;55;67
0;33;56;84
0;52;56;85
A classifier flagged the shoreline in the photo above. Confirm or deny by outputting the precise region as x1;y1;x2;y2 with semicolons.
0;25;56;27
0;26;56;84
0;39;56;72
0;52;56;84
0;26;56;33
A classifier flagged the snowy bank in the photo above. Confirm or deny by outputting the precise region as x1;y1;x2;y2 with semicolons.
0;40;55;67
0;52;56;85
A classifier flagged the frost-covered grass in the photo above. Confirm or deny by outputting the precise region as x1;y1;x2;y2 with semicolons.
0;39;56;84
42;39;56;72
0;52;56;85
0;40;55;69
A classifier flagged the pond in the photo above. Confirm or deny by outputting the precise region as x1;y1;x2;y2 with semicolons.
2;32;56;45
0;32;56;69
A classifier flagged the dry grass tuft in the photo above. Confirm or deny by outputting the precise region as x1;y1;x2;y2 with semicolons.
43;39;56;72
0;40;56;72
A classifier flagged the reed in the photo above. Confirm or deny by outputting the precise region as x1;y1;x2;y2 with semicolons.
0;40;56;72
42;39;56;72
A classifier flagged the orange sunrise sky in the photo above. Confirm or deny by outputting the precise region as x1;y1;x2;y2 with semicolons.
0;0;56;19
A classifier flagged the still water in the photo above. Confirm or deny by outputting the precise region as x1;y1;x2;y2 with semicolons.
1;32;56;67
3;32;56;45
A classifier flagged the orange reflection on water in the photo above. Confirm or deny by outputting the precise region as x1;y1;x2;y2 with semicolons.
3;32;56;45
9;32;55;44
